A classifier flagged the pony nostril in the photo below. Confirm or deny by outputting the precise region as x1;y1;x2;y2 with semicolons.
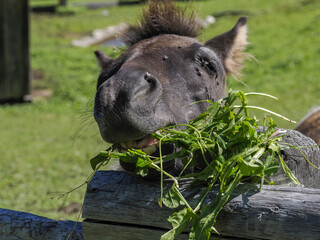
144;72;157;84
144;72;151;82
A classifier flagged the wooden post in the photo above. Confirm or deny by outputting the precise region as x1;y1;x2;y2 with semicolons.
59;0;68;6
0;0;31;103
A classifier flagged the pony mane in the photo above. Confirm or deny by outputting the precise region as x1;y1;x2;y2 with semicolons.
125;0;200;46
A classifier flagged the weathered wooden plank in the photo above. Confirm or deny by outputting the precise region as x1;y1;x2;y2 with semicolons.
82;170;320;240
83;220;187;240
0;0;30;102
0;208;83;240
276;130;320;188
83;220;245;240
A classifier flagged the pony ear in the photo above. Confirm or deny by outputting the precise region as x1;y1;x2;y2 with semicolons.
205;17;250;78
94;50;113;70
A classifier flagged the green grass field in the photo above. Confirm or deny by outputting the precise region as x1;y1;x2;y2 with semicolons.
0;0;319;221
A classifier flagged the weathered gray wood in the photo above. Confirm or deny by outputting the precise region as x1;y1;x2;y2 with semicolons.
83;130;320;239
82;170;320;240
0;208;83;240
0;0;31;102
83;219;241;240
270;129;320;188
83;220;187;240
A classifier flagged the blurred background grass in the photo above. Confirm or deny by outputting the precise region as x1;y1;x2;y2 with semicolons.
0;0;319;221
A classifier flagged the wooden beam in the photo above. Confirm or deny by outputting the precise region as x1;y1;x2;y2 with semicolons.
82;130;320;240
0;208;83;240
83;170;320;240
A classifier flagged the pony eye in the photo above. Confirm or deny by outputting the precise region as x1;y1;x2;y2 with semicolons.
198;57;217;74
194;47;222;77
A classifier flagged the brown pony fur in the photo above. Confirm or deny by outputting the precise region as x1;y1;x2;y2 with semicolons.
125;0;200;46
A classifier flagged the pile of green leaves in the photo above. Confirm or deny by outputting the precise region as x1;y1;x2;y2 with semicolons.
91;90;300;240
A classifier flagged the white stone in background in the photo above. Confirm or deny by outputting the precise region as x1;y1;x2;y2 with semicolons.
101;10;109;16
205;15;216;25
197;15;216;28
71;22;129;48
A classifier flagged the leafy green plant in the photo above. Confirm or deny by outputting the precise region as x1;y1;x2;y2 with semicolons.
90;90;301;239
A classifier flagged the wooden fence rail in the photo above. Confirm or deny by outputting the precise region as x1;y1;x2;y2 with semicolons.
0;208;83;240
82;170;320;240
1;172;320;240
82;130;320;239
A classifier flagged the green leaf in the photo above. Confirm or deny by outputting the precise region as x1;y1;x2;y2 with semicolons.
161;208;193;240
135;156;150;168
134;152;152;177
264;161;280;177
195;157;223;180
269;142;280;152
190;112;208;127
253;147;266;159
90;153;108;170
135;164;149;177
263;154;280;177
190;192;230;240
278;152;301;185
162;186;185;209
111;151;138;164
237;156;263;176
216;135;226;153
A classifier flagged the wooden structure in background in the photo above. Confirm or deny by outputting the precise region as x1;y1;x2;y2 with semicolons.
0;0;31;103
59;0;67;6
